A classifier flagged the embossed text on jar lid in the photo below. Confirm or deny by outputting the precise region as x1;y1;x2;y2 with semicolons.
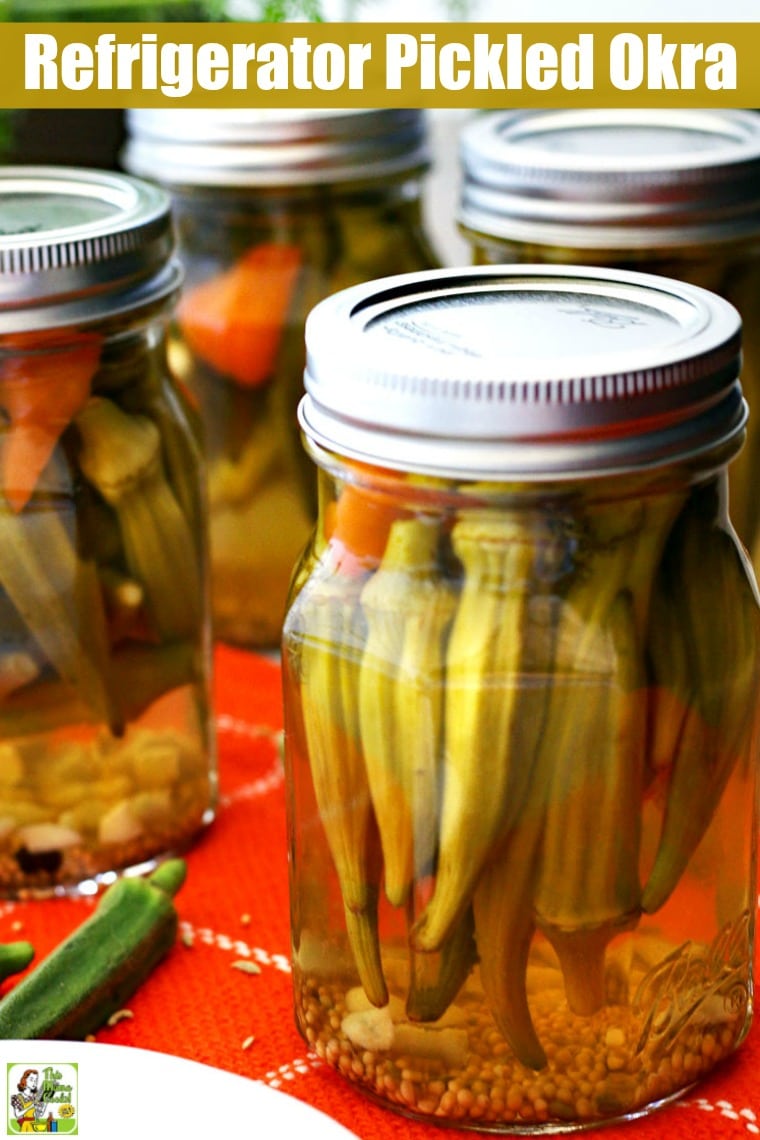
0;165;180;333
301;264;744;480
122;108;430;187
459;109;760;250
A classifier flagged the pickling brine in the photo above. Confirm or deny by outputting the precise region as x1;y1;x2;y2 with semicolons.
123;108;437;649
0;168;214;897
282;265;759;1132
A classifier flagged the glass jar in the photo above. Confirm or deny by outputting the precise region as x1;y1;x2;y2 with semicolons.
0;166;214;897
458;109;760;570
282;265;760;1132
122;108;438;649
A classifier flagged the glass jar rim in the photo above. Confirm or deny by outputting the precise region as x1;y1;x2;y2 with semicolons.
459;109;760;250
0;166;181;334
122;108;430;188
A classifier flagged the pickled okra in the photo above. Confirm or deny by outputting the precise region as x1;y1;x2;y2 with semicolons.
291;549;387;1009
0;328;210;895
121;104;438;649
413;509;563;955
0;166;213;898
642;482;760;913
171;192;437;649
0;939;34;983
357;514;476;1023
283;264;758;1132
75;398;202;642
285;466;758;1125
359;516;454;910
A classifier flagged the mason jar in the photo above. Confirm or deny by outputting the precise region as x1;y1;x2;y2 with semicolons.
282;265;759;1131
122;108;438;649
0;167;215;897
458;108;760;569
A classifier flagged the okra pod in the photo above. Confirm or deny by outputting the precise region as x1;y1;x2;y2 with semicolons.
0;860;186;1040
0;940;35;984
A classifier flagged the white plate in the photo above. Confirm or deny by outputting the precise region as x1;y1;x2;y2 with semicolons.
0;1039;360;1139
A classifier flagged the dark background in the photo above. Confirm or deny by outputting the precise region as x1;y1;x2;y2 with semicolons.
5;110;126;170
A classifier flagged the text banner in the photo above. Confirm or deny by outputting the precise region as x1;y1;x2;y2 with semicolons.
1;22;758;108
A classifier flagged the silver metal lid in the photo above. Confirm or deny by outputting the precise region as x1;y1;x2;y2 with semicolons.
122;108;430;188
459;109;760;250
0;166;180;334
301;265;744;481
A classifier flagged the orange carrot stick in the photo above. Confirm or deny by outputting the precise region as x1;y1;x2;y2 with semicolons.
177;243;302;389
0;334;101;513
326;479;412;578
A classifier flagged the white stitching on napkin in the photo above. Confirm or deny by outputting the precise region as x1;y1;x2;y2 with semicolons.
263;1056;323;1090
179;920;291;973
218;758;284;807
215;716;284;806
216;714;281;742
680;1097;760;1133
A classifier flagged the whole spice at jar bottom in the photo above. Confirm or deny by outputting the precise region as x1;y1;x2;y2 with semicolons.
296;916;749;1129
0;722;208;896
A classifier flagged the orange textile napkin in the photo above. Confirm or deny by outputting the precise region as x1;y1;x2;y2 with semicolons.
1;644;758;1140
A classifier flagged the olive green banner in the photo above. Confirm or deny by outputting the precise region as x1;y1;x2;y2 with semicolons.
1;21;759;108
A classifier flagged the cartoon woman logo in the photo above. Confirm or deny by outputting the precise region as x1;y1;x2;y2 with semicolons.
9;1069;55;1133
